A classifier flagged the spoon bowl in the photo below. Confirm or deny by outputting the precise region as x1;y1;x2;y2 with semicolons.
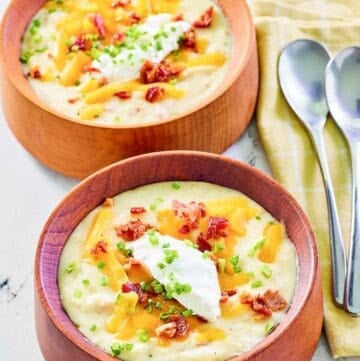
278;39;330;129
326;46;360;315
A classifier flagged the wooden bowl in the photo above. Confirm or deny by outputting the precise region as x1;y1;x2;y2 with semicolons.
35;151;323;361
0;0;258;179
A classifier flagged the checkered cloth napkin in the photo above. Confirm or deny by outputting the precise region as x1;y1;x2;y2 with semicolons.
247;0;360;357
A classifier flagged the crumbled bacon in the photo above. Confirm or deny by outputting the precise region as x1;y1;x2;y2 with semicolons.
69;36;86;52
197;233;212;252
99;77;109;86
112;0;130;7
83;65;101;74
122;282;149;303
130;207;146;215
91;240;108;255
172;200;206;231
263;290;287;311
155;322;177;338
240;290;287;317
169;315;190;337
129;13;142;25
140;60;182;84
220;290;237;303
112;32;126;44
193;7;214;28
206;217;229;240
173;14;184;21
115;91;132;100
145;86;165;103
178;224;191;234
28;68;41;79
67;97;80;104
94;14;106;38
156;315;189;338
180;29;196;50
116;219;151;241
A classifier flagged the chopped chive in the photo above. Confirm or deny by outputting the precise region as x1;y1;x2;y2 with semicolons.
150;197;164;211
89;324;97;332
137;329;150;342
171;182;181;190
74;289;82;298
251;280;263;289
97;261;106;270
164;249;179;264
111;343;133;356
65;262;77;274
160;312;169;321
256;215;262;220
181;309;193;317
157;262;166;270
265;322;275;334
261;265;272;279
82;279;90;287
148;232;159;246
100;276;109;287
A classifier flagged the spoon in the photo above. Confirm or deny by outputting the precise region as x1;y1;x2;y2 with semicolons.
278;39;347;306
326;46;360;315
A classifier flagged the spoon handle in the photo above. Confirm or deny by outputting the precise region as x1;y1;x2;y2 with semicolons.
311;129;347;306
345;142;360;315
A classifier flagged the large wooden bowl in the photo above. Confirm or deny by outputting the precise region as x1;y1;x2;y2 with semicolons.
0;0;258;179
35;151;323;361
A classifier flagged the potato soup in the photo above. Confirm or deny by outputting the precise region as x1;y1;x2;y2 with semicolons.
20;0;232;125
59;181;297;361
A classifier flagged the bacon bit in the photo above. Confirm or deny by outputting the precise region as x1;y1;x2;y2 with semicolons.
129;13;142;25
122;282;149;303
178;224;191;234
169;315;190;337
83;65;101;74
206;217;229;240
94;14;106;38
116;219;151;241
193;7;214;28
103;198;114;207
67;97;80;104
28;68;42;79
240;290;287;317
91;240;108;255
115;91;132;100
145;86;165;103
263;290;287;311
130;207;146;215
140;60;182;84
112;32;126;44
180;29;196;51
155;322;177;338
173;14;184;21
156;315;189;338
112;0;130;7
69;36;86;52
197;233;212;252
220;290;237;304
99;77;109;86
173;200;206;229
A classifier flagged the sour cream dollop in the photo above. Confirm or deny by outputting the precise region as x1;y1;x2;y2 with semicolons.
128;231;221;322
94;14;191;82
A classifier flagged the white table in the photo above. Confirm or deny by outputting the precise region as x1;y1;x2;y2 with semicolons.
0;1;353;360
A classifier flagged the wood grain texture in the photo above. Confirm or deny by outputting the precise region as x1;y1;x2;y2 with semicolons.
0;0;259;179
34;151;323;361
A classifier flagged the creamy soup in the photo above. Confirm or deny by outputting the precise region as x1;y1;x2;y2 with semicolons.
20;0;232;125
59;182;297;361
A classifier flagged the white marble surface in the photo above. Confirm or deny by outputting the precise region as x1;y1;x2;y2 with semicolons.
0;1;355;360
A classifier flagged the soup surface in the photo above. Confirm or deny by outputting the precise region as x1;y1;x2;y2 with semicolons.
59;181;297;361
20;0;232;125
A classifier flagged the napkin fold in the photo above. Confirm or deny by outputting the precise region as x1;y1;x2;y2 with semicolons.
247;0;360;358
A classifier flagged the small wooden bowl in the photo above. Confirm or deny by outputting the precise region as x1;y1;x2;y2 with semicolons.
0;0;258;179
35;151;323;361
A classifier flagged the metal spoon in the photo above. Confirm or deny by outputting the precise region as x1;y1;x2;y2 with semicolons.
278;39;347;306
326;46;360;315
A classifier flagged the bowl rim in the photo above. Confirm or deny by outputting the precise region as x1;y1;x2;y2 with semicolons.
0;0;255;130
35;150;320;361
